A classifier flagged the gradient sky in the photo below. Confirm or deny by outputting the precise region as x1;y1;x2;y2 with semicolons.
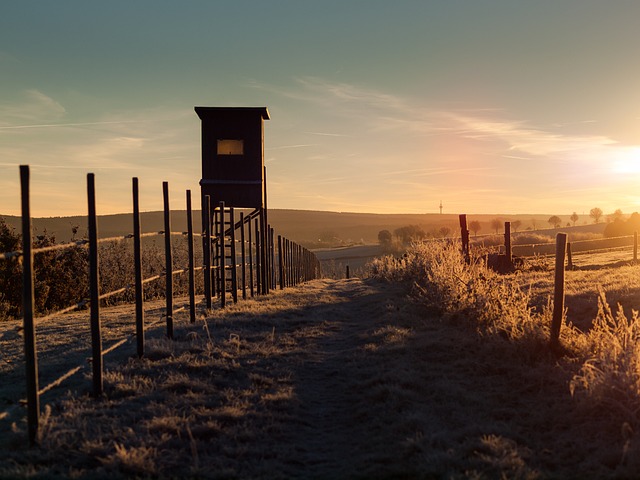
2;1;640;217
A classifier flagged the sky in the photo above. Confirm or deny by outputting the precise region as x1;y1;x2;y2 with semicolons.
2;1;640;218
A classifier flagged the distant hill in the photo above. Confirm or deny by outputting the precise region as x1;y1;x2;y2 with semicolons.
0;209;606;245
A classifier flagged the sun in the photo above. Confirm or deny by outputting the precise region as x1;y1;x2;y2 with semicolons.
612;147;640;174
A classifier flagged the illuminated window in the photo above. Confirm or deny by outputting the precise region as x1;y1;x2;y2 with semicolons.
217;139;244;155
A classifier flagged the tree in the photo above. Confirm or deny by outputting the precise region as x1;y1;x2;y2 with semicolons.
377;230;392;248
512;220;522;232
439;226;451;238
548;216;561;228
490;218;502;234
609;209;623;223
590;207;603;224
469;220;481;237
570;212;579;226
393;225;426;245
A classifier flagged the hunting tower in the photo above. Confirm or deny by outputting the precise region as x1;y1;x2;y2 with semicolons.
195;106;270;208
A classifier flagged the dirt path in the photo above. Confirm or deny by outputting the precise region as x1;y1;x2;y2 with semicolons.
0;278;625;478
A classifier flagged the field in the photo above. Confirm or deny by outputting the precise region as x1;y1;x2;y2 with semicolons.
0;209;606;246
3;240;640;477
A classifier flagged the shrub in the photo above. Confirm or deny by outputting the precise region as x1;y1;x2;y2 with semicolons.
570;288;640;426
369;240;552;348
0;220;203;319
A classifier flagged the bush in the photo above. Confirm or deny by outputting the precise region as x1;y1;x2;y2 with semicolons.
570;288;640;426
368;240;580;355
0;218;22;319
0;218;203;320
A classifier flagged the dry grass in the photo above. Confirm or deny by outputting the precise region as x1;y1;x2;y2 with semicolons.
4;242;640;477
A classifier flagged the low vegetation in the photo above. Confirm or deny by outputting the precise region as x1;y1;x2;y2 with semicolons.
0;217;201;321
370;240;640;467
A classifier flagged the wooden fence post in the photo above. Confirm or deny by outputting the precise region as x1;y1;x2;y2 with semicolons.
87;173;103;396
260;209;268;295
504;221;512;269
278;235;284;290
566;242;573;270
230;207;238;304
459;214;470;262
203;195;212;310
163;182;173;339
270;226;276;290
219;202;226;308
634;231;638;263
240;212;247;300
20;165;39;445
254;218;263;295
186;190;196;323
346;265;350;279
132;178;145;357
248;217;255;297
551;233;567;348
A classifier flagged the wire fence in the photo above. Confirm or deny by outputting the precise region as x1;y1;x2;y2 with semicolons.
1;165;321;445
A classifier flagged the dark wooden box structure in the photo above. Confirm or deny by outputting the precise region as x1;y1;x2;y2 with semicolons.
195;106;270;209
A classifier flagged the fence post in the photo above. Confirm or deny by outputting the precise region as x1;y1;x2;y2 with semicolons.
634;231;638;263
240;212;247;300
270;226;276;290
346;265;350;279
255;217;261;294
504;221;512;269
260;209;268;294
20;165;39;445
219;202;226;308
163;182;173;339
87;173;103;396
203;196;212;310
248;217;254;297
566;242;573;270
230;207;238;304
132;178;145;357
212;201;219;299
551;233;567;348
186;190;196;323
459;214;470;262
278;235;284;289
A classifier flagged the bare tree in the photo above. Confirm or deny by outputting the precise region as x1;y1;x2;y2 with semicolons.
570;212;579;226
590;207;603;224
511;220;522;232
490;218;502;234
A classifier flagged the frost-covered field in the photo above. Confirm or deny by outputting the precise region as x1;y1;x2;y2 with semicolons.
2;259;640;477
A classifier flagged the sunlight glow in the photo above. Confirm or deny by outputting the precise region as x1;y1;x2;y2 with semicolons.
612;147;640;174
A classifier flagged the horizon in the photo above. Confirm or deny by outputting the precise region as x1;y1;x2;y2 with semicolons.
0;206;628;222
2;2;640;217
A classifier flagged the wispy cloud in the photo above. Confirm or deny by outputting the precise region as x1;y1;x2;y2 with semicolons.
268;144;318;150
0;120;137;130
0;89;66;125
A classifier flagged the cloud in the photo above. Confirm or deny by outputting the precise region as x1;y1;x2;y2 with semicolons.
0;89;66;126
0;120;137;130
